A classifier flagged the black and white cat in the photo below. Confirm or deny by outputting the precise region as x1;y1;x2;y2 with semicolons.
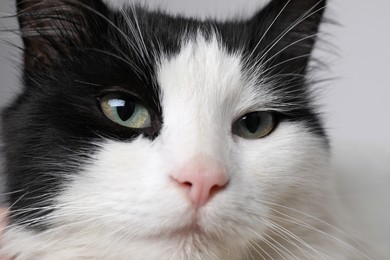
0;0;370;259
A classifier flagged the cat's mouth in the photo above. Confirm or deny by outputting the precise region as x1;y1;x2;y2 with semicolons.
169;223;204;237
154;214;213;239
167;214;205;237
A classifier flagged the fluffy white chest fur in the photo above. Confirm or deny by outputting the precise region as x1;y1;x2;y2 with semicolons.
0;0;370;259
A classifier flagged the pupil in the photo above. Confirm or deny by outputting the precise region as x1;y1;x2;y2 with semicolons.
244;113;260;133
116;99;135;121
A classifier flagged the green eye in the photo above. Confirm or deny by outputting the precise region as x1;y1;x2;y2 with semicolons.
232;112;276;139
100;94;151;129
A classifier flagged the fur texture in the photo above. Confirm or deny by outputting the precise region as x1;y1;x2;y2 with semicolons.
0;0;371;259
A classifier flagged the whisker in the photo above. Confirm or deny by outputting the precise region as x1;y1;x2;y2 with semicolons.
266;220;329;259
248;227;286;260
259;203;373;259
247;241;267;260
258;199;371;253
257;2;326;64
264;231;300;260
260;32;327;71
247;0;292;60
125;5;152;63
2;211;119;252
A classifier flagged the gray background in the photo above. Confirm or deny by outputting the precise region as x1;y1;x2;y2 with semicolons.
1;0;389;258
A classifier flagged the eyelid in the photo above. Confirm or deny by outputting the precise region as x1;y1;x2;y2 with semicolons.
234;110;279;122
97;86;144;102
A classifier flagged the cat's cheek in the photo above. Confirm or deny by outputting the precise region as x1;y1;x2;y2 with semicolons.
236;122;330;199
53;137;194;236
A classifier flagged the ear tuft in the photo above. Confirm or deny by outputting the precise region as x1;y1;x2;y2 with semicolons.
16;0;102;70
248;0;327;74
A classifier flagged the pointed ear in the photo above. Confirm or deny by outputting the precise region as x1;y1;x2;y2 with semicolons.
248;0;326;74
16;0;104;70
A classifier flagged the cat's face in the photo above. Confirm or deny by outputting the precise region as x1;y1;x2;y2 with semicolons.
2;0;328;258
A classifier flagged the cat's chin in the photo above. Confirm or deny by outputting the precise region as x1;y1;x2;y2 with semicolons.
123;216;249;245
138;216;257;258
1;221;251;260
136;228;251;260
163;222;204;238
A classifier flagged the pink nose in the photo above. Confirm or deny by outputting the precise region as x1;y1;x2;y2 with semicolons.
171;155;228;208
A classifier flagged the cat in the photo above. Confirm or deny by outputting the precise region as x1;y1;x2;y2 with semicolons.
0;0;371;259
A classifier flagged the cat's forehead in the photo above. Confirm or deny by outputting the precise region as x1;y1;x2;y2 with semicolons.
108;8;310;116
157;33;274;120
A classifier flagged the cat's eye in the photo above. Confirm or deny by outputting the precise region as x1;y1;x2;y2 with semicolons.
100;94;151;129
232;112;276;139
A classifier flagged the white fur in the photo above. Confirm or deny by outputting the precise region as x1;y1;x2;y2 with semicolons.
102;0;130;9
1;34;369;259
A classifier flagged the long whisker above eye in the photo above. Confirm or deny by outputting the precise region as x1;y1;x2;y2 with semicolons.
17;0;149;75
120;5;152;64
246;0;293;61
244;1;326;75
67;1;150;62
258;3;326;63
257;31;333;74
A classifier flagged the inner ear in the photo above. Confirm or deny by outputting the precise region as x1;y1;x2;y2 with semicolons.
16;0;104;70
248;0;326;74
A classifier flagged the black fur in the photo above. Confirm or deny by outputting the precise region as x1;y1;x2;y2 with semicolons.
2;0;327;228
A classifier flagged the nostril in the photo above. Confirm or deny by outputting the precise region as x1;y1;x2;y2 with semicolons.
171;176;193;191
209;183;225;199
212;183;225;190
182;181;192;188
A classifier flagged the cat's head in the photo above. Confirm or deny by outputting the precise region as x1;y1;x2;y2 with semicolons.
2;0;328;257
